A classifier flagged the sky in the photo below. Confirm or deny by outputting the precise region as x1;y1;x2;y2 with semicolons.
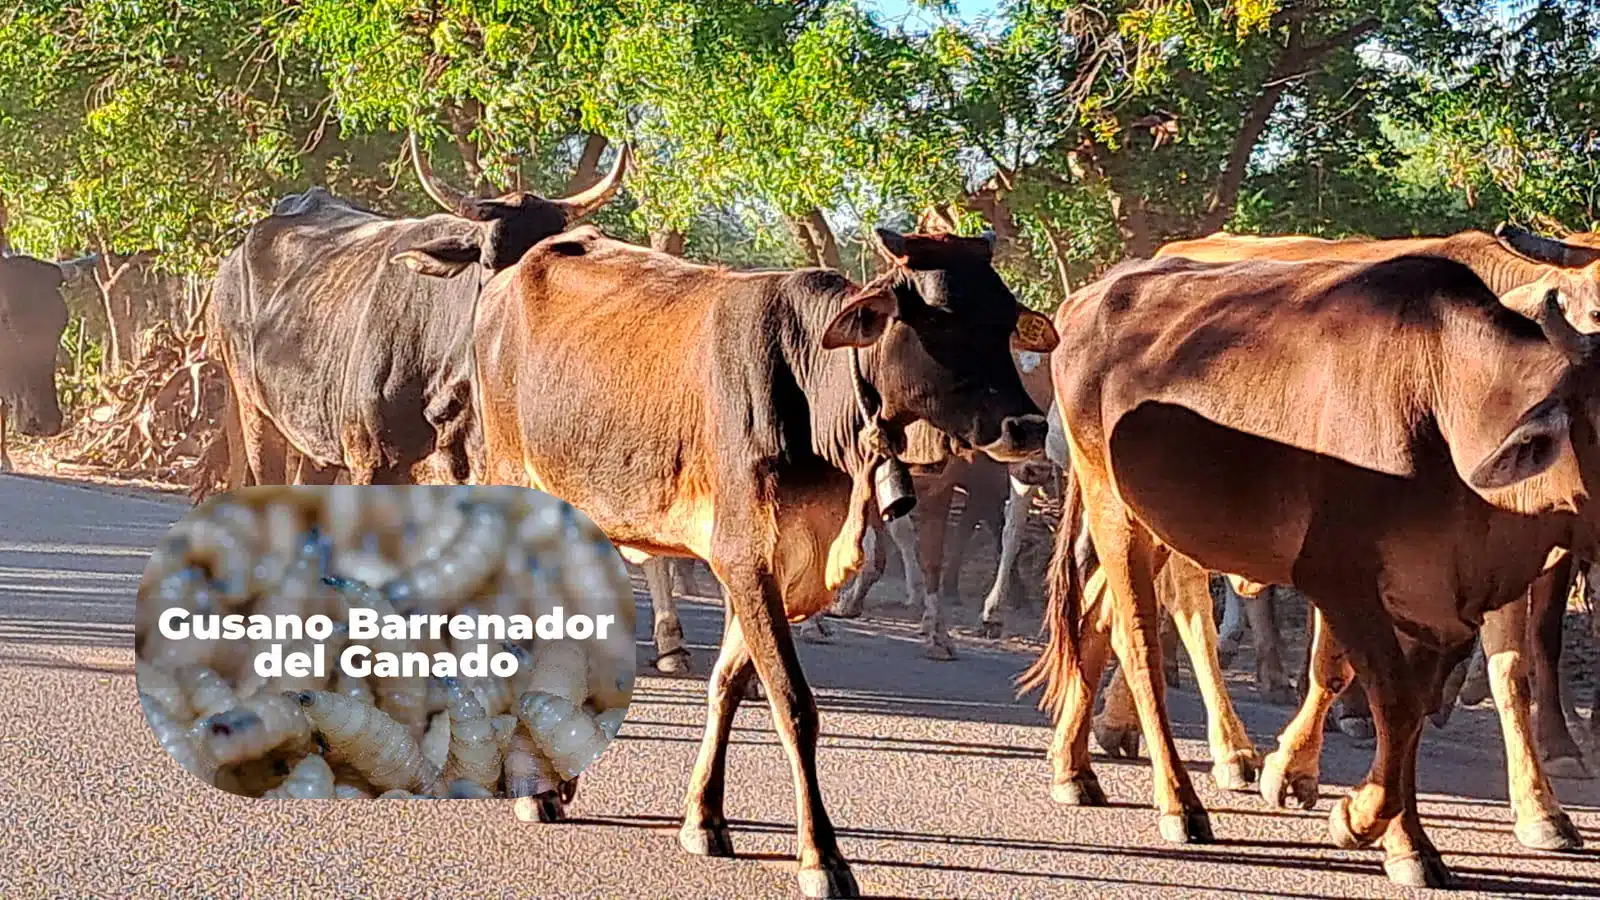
862;0;1003;33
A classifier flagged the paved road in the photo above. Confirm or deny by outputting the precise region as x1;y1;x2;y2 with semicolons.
3;472;1600;899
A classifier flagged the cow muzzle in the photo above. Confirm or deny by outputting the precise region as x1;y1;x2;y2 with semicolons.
977;413;1048;463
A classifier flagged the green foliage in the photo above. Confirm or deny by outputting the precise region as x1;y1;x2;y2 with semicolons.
0;0;1594;320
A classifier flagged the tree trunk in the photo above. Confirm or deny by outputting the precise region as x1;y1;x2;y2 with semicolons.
566;134;609;194
92;249;154;373
650;230;685;256
793;209;842;270
445;99;501;197
0;192;9;254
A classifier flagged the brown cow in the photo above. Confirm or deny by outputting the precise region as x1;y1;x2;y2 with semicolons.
1153;225;1600;748
1151;226;1600;827
1034;251;1600;887
399;223;1057;898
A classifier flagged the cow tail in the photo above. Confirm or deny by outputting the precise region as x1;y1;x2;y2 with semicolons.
1016;461;1083;718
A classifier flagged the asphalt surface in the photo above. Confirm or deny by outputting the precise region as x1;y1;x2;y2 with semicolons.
4;472;1600;899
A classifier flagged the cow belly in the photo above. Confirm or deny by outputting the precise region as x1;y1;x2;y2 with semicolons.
1104;401;1319;588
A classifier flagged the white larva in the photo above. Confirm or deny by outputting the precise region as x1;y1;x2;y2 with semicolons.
296;691;441;794
516;691;611;782
200;692;313;766
264;753;335;799
384;501;510;615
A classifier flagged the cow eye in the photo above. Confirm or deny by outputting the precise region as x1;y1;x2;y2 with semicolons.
1589;309;1600;324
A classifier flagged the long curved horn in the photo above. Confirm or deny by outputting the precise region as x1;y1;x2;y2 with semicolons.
1497;223;1600;269
552;142;630;224
409;130;470;214
1537;288;1600;365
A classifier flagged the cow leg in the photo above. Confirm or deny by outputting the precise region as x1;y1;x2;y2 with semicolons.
902;489;957;661
709;557;856;898
1163;558;1259;792
1094;663;1142;760
942;469;1005;603
829;519;884;618
1088;499;1209;843
1049;566;1114;805
680;614;755;858
1245;588;1294;704
1347;640;1465;888
0;401;10;472
1458;641;1491;706
1261;609;1350;810
1215;574;1245;667
979;476;1034;638
1482;597;1584;851
235;397;287;485
1323;614;1463;888
1527;559;1589;779
644;559;691;675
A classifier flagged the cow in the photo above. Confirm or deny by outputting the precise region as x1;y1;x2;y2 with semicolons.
406;221;1057;898
1033;251;1600;888
208;133;628;491
0;252;97;471
1153;225;1600;751
1156;226;1600;787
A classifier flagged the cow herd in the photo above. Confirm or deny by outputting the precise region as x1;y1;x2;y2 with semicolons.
7;141;1600;897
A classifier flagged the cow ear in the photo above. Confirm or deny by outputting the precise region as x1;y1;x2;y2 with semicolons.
1468;403;1571;490
822;286;897;350
1013;308;1060;352
391;236;481;278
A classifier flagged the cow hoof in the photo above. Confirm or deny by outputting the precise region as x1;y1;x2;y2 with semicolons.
828;595;864;619
980;621;1004;639
1211;755;1259;792
1050;772;1107;806
1335;716;1375;741
1259;752;1319;810
798;622;835;644
1327;797;1376;850
654;648;693;676
1515;812;1584;851
1384;850;1457;889
797;864;860;899
0;457;11;473
1158;809;1214;844
1094;722;1141;759
513;792;566;823
679;821;736;858
1164;667;1181;689
744;679;765;701
1543;755;1592;781
1429;704;1456;729
924;640;958;661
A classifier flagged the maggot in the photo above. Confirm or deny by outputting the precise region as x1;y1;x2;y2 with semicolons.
385;501;510;615
516;690;611;781
180;503;257;604
136;661;191;722
445;779;495;799
441;678;502;791
140;693;215;782
200;692;313;766
421;711;451;770
175;665;237;720
263;753;335;799
296;691;441;793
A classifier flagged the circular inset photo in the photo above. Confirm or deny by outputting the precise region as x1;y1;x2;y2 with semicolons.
134;485;636;804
